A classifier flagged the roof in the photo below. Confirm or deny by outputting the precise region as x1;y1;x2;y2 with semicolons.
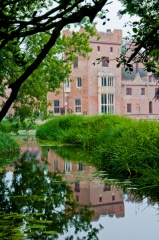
122;67;147;80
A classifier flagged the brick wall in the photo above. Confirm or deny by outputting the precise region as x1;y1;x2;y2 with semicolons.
47;28;159;119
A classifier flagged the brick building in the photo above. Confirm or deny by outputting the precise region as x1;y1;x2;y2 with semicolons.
47;29;159;119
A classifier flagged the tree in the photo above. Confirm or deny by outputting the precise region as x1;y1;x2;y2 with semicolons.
0;152;102;239
0;0;109;121
117;0;159;75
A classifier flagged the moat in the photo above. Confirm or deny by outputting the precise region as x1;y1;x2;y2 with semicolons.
0;143;159;240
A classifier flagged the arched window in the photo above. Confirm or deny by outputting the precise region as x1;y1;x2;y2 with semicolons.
149;101;152;114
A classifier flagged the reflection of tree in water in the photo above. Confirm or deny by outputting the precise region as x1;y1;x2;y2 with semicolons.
0;152;102;239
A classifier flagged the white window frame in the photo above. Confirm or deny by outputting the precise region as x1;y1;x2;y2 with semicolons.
65;161;71;172
53;100;60;113
101;77;114;87
64;79;70;88
101;94;114;114
75;99;81;113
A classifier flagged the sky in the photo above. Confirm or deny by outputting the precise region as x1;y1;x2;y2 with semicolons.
95;0;139;37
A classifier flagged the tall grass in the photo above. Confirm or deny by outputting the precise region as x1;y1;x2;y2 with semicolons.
36;114;132;147
36;115;159;201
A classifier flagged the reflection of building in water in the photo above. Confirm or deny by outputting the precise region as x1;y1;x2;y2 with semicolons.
127;191;143;203
48;149;125;220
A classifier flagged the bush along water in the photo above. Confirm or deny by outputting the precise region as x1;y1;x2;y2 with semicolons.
0;132;19;156
36;114;132;147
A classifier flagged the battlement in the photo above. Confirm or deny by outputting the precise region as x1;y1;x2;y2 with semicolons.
62;28;122;44
90;29;122;44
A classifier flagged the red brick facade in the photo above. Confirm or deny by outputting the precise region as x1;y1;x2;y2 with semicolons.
1;29;159;119
47;29;159;119
47;30;122;115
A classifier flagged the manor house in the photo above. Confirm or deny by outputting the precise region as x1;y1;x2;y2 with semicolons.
47;29;159;119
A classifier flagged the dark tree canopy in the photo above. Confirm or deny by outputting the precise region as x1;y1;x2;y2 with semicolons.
0;0;109;121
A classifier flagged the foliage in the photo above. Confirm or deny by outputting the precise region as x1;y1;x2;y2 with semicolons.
0;121;12;133
0;0;108;121
3;112;37;135
36;114;132;147
42;145;95;167
0;152;102;239
117;0;159;75
0;132;19;155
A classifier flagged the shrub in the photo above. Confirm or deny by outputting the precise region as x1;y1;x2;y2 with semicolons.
0;132;19;155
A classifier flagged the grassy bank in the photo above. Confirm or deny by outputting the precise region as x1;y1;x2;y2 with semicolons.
36;114;132;147
36;114;159;199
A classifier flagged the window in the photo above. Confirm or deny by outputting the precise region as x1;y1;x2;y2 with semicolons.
101;94;114;114
65;161;71;172
76;195;79;202
64;79;70;88
54;100;60;113
75;181;80;192
78;163;83;171
97;46;100;52
101;77;106;86
108;76;114;86
75;99;81;113
102;57;109;67
77;77;82;87
141;88;145;95
126;88;132;95
74;58;78;68
149;101;152;114
112;194;115;201
110;47;113;52
101;77;114;87
99;196;102;202
127;103;131;113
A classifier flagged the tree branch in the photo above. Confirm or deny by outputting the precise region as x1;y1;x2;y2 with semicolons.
127;25;159;63
0;0;108;121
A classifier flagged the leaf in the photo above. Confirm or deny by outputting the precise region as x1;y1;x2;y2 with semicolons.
43;231;58;234
133;28;138;33
27;224;46;229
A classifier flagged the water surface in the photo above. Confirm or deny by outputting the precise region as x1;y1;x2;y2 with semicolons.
0;144;158;239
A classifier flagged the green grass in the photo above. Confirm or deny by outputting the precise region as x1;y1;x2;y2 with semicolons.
36;114;159;202
36;114;132;147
